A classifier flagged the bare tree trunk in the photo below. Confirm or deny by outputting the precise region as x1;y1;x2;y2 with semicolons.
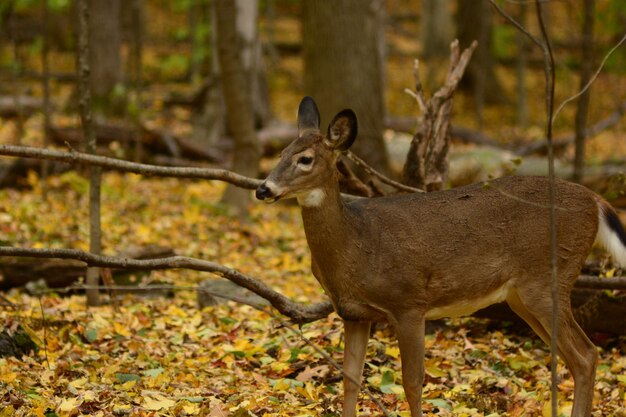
41;0;51;198
130;0;144;162
421;0;453;58
421;0;453;88
515;2;528;129
190;2;225;149
572;0;595;183
215;0;260;216
88;0;122;115
191;0;269;150
78;0;101;306
236;0;271;127
456;0;506;123
303;0;390;174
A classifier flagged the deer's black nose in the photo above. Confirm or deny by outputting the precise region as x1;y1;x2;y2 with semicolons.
255;183;272;200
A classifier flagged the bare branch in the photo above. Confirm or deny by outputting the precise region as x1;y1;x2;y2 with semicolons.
488;0;544;50
344;151;424;194
553;31;626;124
0;246;333;324
0;144;262;189
406;59;427;114
403;40;476;191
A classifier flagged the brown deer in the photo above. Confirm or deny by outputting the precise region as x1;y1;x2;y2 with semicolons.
255;96;626;417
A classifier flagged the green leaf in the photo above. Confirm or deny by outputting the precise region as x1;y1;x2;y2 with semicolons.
180;396;204;403
425;398;452;411
115;373;141;383
84;328;98;343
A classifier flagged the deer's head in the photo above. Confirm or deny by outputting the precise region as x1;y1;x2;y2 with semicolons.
256;96;357;207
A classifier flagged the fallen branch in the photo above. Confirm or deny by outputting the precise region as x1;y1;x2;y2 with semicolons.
0;144;262;189
0;246;333;324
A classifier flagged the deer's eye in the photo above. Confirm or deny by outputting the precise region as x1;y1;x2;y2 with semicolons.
298;156;313;165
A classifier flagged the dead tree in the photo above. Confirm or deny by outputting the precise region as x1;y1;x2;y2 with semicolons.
402;40;477;191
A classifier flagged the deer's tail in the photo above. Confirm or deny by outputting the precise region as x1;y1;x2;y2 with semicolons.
596;198;626;266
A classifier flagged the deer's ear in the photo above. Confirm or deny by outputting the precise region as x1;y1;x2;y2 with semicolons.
297;96;321;135
326;109;357;151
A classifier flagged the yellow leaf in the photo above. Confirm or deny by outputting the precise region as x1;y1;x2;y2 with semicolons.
385;346;400;359
58;397;82;412
114;322;131;337
0;371;17;384
143;392;176;410
542;401;566;417
182;403;199;414
0;406;14;417
273;379;291;392
120;380;137;390
69;377;88;390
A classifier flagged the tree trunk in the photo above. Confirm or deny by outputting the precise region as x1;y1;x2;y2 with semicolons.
515;2;528;129
421;0;453;59
456;0;506;125
191;0;269;149
88;0;122;115
190;3;225;149
303;0;390;174
572;0;595;183
78;0;101;306
215;0;260;216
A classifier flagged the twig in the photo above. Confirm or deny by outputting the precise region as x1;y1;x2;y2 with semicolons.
0;294;17;309
37;297;50;369
345;151;424;194
0;144;262;189
488;0;544;50
552;31;626;124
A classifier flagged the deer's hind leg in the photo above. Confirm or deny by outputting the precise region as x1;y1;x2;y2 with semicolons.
508;286;597;417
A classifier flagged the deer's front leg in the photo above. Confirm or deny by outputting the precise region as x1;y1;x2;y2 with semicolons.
394;311;426;417
342;320;371;417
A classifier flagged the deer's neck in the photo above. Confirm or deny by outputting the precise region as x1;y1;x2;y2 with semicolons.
299;184;351;255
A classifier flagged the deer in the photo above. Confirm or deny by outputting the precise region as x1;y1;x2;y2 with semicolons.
255;96;626;417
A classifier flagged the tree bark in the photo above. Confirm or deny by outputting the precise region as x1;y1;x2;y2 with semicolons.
303;0;390;174
78;0;101;306
572;0;595;183
515;2;528;128
215;0;260;216
456;0;506;122
421;0;453;59
87;0;122;114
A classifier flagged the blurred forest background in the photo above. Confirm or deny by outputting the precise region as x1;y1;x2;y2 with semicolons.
1;0;625;195
1;0;626;416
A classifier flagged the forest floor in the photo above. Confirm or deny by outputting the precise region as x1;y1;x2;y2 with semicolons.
0;174;625;417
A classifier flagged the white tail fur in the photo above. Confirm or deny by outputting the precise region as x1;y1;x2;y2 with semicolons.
596;200;626;266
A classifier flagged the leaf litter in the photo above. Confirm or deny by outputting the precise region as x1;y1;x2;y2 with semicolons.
0;173;625;416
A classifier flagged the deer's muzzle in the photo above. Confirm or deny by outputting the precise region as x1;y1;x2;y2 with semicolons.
255;183;274;201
